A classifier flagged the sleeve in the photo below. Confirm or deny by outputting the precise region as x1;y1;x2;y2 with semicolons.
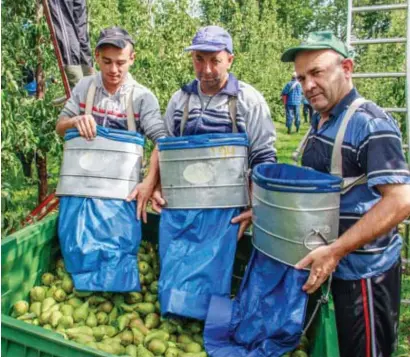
138;91;168;143
281;82;290;96
246;99;277;168
356;116;410;187
162;91;180;137
59;82;83;118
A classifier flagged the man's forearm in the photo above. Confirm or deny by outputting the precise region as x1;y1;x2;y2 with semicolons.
144;146;160;187
330;184;410;259
56;116;77;137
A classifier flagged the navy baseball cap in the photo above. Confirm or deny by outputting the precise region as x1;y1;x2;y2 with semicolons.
185;26;233;54
96;27;135;49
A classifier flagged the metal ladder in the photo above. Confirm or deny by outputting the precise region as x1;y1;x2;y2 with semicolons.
347;0;409;301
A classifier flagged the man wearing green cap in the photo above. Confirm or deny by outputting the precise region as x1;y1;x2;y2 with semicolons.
281;31;410;357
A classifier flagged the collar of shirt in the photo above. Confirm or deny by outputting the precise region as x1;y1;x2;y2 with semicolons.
312;87;361;131
95;72;136;96
181;72;240;96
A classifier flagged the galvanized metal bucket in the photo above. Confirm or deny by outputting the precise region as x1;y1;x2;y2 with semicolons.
158;133;249;209
252;163;342;269
56;127;144;200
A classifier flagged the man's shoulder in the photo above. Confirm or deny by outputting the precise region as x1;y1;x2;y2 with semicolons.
72;75;97;97
237;80;267;108
352;100;393;125
348;99;400;140
127;77;158;102
168;88;187;106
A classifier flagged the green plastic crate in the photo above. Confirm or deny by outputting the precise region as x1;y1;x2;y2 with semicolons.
1;213;340;357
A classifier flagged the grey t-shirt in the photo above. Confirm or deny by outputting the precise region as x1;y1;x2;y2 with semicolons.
60;72;167;143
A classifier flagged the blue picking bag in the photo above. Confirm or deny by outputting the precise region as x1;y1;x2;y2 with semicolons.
157;133;250;320
204;250;309;357
57;127;144;292
204;163;342;357
158;208;240;320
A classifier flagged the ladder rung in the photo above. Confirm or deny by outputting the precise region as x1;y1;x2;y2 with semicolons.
352;4;408;13
352;72;406;78
383;107;407;113
350;37;406;45
402;299;410;305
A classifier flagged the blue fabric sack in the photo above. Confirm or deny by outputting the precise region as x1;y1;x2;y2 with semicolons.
158;208;240;320
204;249;309;357
58;127;143;292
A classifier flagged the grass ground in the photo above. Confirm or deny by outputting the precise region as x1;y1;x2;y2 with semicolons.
3;115;410;354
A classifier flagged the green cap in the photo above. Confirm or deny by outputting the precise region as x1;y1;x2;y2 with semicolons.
281;31;350;62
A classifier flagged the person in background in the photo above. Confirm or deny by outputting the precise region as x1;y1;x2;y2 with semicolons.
302;94;313;124
48;0;94;105
281;72;302;134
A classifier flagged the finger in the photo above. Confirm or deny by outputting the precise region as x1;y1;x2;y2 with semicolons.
295;254;313;270
75;121;85;137
302;270;321;292
237;221;248;240
306;275;327;294
142;200;148;224
82;117;94;140
136;198;143;221
126;187;138;202
87;115;97;137
231;210;252;224
151;199;162;213
152;192;165;205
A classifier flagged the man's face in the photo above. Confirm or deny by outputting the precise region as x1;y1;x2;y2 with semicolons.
192;50;234;93
295;50;353;114
95;44;135;88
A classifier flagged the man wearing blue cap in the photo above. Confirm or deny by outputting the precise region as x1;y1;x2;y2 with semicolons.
152;25;277;235
152;25;277;320
282;31;410;357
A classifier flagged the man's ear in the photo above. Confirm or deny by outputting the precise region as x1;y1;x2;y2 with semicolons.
341;58;354;78
227;53;234;69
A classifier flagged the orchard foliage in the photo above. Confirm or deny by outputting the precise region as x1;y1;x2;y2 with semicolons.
1;0;408;235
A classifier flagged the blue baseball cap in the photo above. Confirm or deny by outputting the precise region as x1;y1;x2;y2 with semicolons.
185;26;233;54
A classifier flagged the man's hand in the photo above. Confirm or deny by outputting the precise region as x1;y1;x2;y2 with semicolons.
126;179;155;223
295;245;341;294
151;189;166;214
231;208;252;240
73;114;96;140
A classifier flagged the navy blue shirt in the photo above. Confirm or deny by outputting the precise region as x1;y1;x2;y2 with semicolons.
281;80;302;105
302;88;410;280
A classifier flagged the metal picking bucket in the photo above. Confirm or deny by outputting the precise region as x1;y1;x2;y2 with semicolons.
252;163;342;269
56;127;144;200
158;133;249;209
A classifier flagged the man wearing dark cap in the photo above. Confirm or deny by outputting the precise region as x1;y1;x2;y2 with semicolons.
57;26;166;220
282;31;410;357
152;25;277;320
153;25;277;234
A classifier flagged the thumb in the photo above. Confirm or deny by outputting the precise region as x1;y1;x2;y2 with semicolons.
295;254;313;270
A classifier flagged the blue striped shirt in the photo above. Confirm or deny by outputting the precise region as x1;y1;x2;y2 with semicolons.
281;80;302;105
163;74;277;168
302;88;410;280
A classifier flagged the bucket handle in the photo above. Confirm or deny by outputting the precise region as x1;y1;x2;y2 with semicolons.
303;226;331;251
